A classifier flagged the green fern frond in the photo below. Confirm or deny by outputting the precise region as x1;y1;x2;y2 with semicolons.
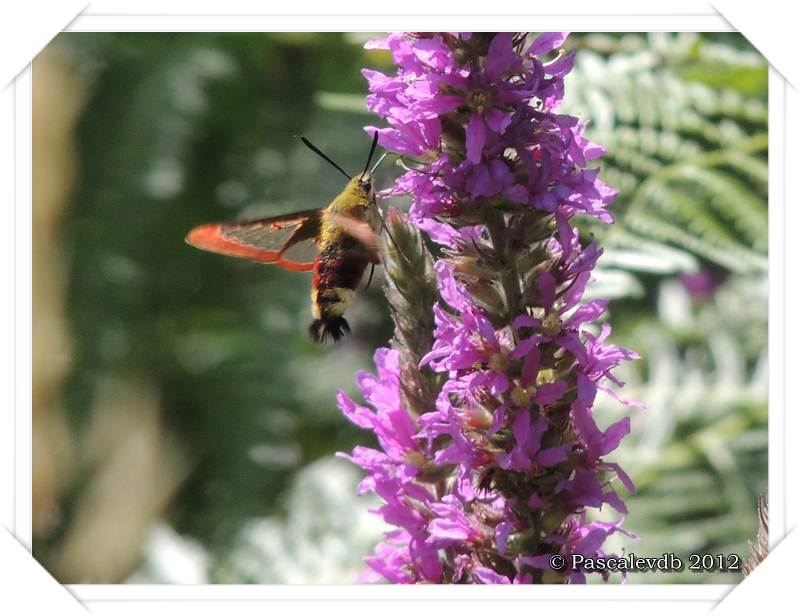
565;33;767;276
593;276;767;583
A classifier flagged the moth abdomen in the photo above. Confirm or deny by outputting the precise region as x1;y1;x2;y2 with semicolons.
309;316;351;344
309;243;368;343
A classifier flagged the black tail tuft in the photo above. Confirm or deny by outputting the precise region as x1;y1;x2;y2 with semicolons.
309;316;351;344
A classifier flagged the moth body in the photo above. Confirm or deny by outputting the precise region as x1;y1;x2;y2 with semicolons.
185;134;383;343
310;173;380;343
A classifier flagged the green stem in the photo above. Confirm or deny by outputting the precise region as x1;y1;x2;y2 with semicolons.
486;212;522;322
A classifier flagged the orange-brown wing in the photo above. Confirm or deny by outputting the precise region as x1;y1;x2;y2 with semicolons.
185;209;322;272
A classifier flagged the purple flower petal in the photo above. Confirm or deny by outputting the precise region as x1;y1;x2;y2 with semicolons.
534;381;567;406
347;29;637;586
504;183;530;204
473;567;512;584
489;159;514;188
520;345;541;387
565;299;608;329
603;490;628;514
427;518;472;545
413;94;463;118
538;270;556;312
529;32;569;56
519;554;554;570
337;391;373;429
537;445;569;466
364;37;390;50
466;114;486;163
413;36;454;70
485;32;516;81
576;373;597;407
545;50;576;77
513;314;541;330
600;417;631;456
495;520;513;555
416;218;460;247
484;107;514;134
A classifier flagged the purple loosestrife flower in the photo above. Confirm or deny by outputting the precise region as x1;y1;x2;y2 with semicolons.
340;32;640;584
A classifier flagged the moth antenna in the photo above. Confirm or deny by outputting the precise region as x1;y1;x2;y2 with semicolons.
299;136;351;181
361;131;380;180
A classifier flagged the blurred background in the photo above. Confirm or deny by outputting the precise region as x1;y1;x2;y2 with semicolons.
32;32;767;584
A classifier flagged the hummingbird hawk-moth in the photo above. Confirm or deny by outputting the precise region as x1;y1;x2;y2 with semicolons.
186;133;385;343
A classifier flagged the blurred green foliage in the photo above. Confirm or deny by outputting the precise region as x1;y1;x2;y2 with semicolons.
564;32;768;583
42;32;766;584
44;33;395;572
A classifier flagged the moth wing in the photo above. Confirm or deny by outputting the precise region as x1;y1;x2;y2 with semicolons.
328;213;383;264
186;208;322;272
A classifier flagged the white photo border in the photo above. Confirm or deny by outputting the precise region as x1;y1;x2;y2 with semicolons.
6;3;793;614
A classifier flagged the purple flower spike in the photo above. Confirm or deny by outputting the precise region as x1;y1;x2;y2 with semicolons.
341;32;640;584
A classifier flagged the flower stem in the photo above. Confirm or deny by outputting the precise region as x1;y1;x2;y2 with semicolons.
486;212;522;323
